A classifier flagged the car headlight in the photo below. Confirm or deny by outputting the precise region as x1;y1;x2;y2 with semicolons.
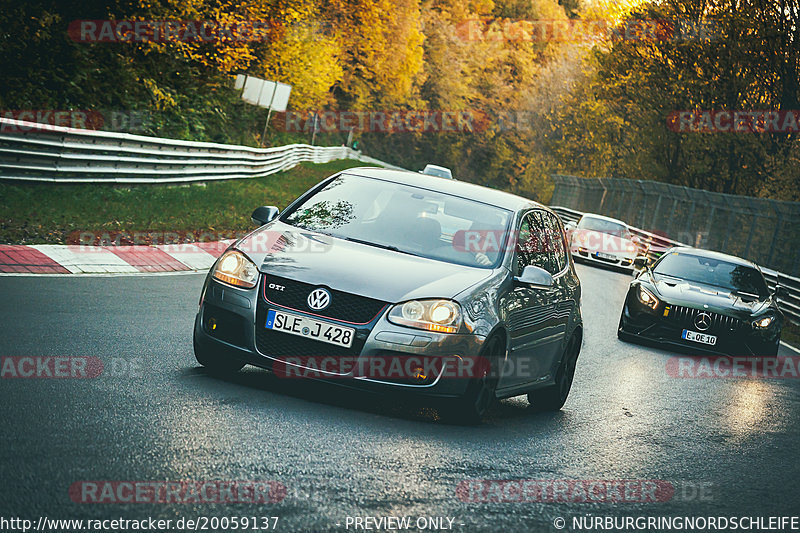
212;250;259;289
636;284;660;310
752;315;774;329
387;299;463;334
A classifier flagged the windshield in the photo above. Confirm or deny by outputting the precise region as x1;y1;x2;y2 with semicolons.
282;174;512;268
577;216;631;240
424;167;451;179
653;252;769;297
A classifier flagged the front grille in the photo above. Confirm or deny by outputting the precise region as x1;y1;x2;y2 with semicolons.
255;303;368;359
255;327;367;359
262;274;387;324
665;305;743;334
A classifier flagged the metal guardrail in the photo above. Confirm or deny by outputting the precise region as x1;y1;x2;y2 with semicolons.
550;205;800;325
0;117;390;183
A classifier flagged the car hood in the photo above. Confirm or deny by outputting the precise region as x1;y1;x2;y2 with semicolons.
646;272;771;317
235;221;497;303
571;229;637;256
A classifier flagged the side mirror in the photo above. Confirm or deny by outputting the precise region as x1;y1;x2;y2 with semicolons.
514;265;554;289
251;206;280;226
564;221;577;232
633;256;647;268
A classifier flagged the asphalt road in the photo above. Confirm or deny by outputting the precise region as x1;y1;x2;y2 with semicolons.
1;264;798;532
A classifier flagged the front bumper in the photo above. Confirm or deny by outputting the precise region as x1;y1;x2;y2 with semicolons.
618;297;780;356
194;278;486;399
571;246;637;270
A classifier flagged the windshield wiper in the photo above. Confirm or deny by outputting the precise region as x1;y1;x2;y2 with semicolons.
343;236;420;257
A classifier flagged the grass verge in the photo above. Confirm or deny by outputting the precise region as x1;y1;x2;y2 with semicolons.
0;160;373;245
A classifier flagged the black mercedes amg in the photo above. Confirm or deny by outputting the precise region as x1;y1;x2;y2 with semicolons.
618;247;783;356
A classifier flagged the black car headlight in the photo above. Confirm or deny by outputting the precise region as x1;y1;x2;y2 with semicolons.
636;285;660;310
752;315;775;329
212;250;259;289
387;299;463;334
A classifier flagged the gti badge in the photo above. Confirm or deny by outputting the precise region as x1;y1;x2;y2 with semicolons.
694;312;712;331
307;288;332;310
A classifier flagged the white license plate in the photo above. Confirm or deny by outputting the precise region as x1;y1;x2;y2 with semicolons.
595;252;616;260
266;310;354;348
682;329;717;345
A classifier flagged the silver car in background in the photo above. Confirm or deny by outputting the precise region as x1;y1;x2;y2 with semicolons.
568;213;647;273
193;167;583;423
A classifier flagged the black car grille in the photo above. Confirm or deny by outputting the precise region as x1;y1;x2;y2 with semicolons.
262;274;387;324
255;327;367;359
254;303;368;359
664;304;743;334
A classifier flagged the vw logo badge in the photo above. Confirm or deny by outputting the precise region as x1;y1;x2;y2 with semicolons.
307;288;331;310
694;312;712;331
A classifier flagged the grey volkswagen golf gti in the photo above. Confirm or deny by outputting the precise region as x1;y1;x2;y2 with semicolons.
194;167;583;422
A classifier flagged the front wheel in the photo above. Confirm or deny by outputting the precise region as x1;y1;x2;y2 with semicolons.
528;333;580;412
440;335;504;425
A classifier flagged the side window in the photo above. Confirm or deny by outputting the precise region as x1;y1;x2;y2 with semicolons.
516;211;566;276
530;211;557;275
516;215;533;274
516;211;558;275
542;212;568;273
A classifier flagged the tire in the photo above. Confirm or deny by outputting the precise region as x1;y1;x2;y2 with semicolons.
194;333;245;374
528;334;580;412
440;335;504;425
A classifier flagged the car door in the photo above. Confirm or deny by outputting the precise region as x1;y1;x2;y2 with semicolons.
499;210;570;390
538;210;574;376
